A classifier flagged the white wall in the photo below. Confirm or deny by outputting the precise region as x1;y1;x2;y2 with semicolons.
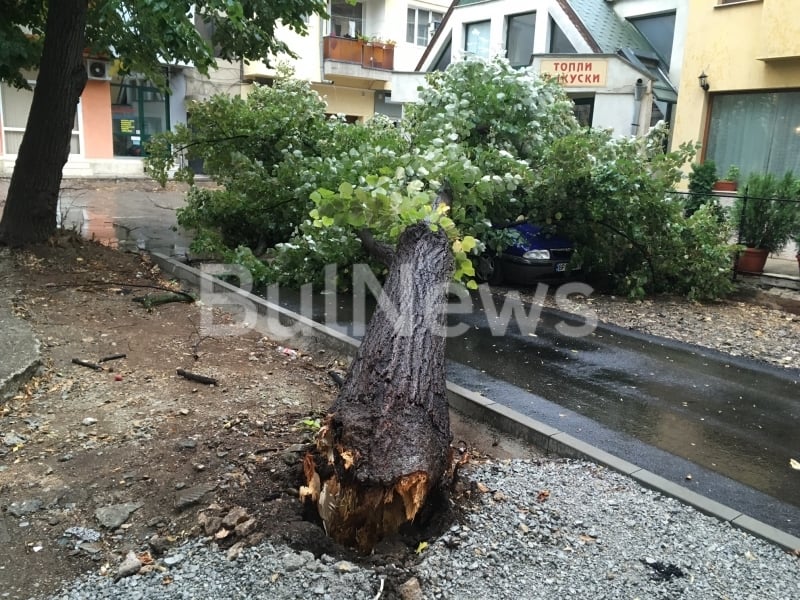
390;72;427;103
536;56;653;137
261;1;451;81
169;70;187;129
386;0;451;71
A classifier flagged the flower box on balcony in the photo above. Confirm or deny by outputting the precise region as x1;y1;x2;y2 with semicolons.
322;36;394;71
361;42;394;70
323;36;364;65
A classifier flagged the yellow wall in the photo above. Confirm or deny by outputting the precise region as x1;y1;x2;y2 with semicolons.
672;0;800;158
311;83;375;120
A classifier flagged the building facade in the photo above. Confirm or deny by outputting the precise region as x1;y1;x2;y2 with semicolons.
0;1;449;178
243;0;450;122
0;56;242;178
671;0;800;180
394;0;686;138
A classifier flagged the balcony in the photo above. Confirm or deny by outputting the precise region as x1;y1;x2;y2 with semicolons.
322;36;394;88
323;36;395;70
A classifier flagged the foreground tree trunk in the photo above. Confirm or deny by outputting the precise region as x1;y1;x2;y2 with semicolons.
0;0;88;247
303;221;455;552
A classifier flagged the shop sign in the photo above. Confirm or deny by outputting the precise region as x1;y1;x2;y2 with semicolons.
539;59;608;87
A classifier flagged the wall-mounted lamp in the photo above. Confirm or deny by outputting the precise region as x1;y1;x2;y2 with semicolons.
698;71;709;91
633;78;646;101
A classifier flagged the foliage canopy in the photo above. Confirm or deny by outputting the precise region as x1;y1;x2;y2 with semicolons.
148;57;737;300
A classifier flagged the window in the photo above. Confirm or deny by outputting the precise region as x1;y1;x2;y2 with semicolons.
330;0;363;38
629;12;676;67
1;83;80;155
465;20;490;58
433;39;452;72
549;17;576;53
506;12;535;67
407;7;444;46
706;91;800;179
194;12;223;58
572;97;594;127
111;80;170;157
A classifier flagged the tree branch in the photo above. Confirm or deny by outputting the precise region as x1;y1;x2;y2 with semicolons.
357;229;396;266
431;180;453;214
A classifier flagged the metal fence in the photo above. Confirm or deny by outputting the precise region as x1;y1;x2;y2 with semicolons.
670;187;800;250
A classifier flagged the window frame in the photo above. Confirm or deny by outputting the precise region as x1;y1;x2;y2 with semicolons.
464;20;491;58
704;88;800;179
505;11;536;68
628;11;676;67
406;6;444;47
0;81;83;157
716;0;762;6
548;16;576;54
329;0;364;38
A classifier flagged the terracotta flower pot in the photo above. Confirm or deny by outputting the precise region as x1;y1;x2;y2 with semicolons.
735;247;769;274
713;180;737;192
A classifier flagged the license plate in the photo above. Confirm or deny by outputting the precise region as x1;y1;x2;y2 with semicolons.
555;263;567;272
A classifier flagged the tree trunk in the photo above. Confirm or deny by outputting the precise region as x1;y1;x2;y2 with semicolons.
302;222;455;552
0;0;88;247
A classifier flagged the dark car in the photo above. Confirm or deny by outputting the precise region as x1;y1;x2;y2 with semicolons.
475;222;579;285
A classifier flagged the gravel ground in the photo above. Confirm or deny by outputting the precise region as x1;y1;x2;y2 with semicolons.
47;459;800;600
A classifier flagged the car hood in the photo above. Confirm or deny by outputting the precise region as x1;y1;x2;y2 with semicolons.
504;223;573;256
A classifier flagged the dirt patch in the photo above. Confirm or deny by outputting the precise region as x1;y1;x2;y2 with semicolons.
0;238;539;599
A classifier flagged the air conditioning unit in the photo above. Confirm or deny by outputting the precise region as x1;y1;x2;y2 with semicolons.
86;59;111;81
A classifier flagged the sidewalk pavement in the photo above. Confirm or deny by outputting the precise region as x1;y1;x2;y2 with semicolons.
765;256;799;278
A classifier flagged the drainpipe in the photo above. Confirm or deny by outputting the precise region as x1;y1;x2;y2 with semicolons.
630;78;646;136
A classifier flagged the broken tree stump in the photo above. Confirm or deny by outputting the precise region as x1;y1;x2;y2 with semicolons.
302;221;454;552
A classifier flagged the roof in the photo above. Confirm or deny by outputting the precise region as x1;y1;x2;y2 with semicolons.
565;0;652;54
563;0;676;102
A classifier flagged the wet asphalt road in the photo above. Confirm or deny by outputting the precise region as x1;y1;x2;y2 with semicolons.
448;297;800;507
444;295;800;536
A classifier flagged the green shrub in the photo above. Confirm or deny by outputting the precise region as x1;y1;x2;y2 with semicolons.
685;160;719;218
733;172;800;253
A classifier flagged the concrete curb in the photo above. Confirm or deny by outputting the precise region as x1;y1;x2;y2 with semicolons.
0;299;41;403
151;252;800;553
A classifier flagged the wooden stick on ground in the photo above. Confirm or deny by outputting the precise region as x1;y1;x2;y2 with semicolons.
176;368;218;385
98;353;127;363
72;358;103;371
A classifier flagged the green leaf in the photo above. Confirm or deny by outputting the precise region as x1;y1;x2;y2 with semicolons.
461;235;477;253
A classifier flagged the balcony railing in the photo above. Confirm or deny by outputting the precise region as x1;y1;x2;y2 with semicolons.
323;36;395;71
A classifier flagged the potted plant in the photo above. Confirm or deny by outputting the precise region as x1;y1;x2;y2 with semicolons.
714;164;740;192
732;171;800;274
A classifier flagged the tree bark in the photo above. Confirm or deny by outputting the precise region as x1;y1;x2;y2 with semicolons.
302;221;455;552
0;0;88;247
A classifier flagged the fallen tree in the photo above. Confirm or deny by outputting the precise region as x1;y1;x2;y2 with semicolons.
302;214;455;552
